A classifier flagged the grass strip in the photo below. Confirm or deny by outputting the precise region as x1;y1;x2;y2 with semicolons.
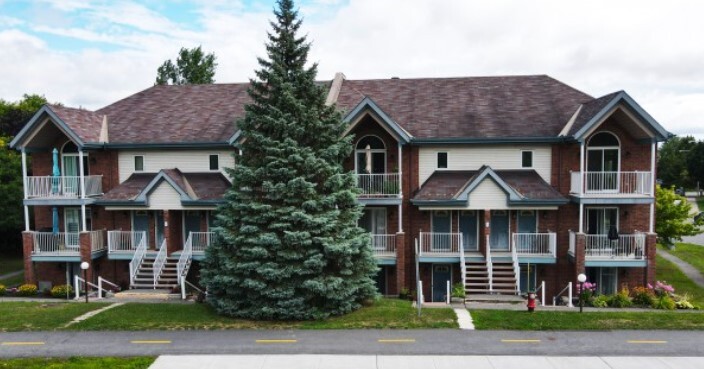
0;271;24;288
656;254;704;306
68;298;457;330
0;302;107;332
666;243;704;277
0;255;23;276
471;309;704;330
0;357;153;369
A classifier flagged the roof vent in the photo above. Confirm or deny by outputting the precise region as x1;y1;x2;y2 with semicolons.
391;76;400;80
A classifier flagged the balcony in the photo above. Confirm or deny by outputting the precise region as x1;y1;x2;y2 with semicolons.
570;171;652;197
511;232;556;258
24;175;103;200
356;173;400;198
30;230;106;260
371;234;396;258
189;232;214;254
418;232;463;256
107;231;146;259
569;231;647;266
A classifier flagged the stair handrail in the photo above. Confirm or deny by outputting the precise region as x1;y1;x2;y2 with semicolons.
486;236;493;293
153;239;167;288
74;275;100;300
458;232;466;290
180;275;204;300
552;281;574;308
128;231;147;287
510;239;520;295
177;233;194;280
97;276;121;299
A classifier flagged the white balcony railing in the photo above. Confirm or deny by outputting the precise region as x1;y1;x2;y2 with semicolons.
32;232;80;254
585;233;646;259
512;232;556;257
89;230;106;252
356;173;400;198
24;175;103;199
419;232;462;254
371;234;396;256
190;232;214;253
570;171;652;196
108;231;147;253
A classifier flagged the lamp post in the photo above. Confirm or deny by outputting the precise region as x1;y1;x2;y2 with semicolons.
80;262;89;304
577;273;587;313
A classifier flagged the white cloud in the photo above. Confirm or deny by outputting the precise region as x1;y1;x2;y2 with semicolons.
0;0;702;138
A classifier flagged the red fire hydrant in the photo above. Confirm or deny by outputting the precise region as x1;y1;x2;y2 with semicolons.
527;292;537;312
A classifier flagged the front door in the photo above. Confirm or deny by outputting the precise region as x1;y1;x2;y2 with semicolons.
432;264;451;302
516;210;537;252
64;208;81;249
155;211;165;249
459;211;478;251
490;210;509;251
587;148;619;191
359;208;387;251
132;211;149;248
431;211;451;252
184;211;201;244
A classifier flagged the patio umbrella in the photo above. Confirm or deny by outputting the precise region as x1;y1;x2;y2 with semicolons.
365;144;372;174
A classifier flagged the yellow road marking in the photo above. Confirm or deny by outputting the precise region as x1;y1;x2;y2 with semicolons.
1;341;45;346
627;340;667;344
255;339;297;344
130;340;172;344
501;339;541;343
378;339;416;343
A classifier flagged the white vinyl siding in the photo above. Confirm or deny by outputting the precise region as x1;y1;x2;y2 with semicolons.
467;179;509;210
118;150;236;182
418;145;552;185
148;182;183;210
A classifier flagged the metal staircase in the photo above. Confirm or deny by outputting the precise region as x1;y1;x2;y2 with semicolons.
464;258;519;296
130;254;180;289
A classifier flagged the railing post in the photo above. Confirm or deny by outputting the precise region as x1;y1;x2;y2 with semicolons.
98;276;103;299
74;275;80;300
181;276;186;300
568;282;573;308
446;280;450;304
541;281;545;306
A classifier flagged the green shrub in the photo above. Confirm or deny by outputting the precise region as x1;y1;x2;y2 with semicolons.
50;284;74;298
674;293;697;310
399;287;410;300
591;295;609;308
652;295;676;310
631;286;655;307
17;283;38;297
609;288;633;308
451;283;466;298
0;284;5;296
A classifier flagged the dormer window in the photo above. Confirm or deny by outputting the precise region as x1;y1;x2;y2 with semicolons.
521;151;533;168
134;155;144;172
437;152;448;169
209;154;219;171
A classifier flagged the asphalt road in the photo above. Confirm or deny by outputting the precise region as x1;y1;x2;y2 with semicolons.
1;330;703;358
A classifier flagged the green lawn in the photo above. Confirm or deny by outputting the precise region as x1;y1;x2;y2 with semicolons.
0;255;23;275
0;302;106;332
656;254;704;306
0;357;153;369
0;271;24;287
667;243;704;276
68;298;457;330
696;196;704;211
471;309;704;330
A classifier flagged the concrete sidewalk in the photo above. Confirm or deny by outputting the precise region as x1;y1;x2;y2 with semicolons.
150;355;704;369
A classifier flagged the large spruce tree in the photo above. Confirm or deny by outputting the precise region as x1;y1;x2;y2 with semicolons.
201;0;378;320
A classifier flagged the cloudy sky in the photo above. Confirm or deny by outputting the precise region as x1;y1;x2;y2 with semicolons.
1;0;702;138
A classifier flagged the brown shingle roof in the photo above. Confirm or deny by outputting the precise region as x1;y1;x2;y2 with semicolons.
100;173;156;201
99;170;230;203
336;75;592;139
49;104;103;143
185;172;231;200
566;92;621;136
96;84;250;144
413;169;565;203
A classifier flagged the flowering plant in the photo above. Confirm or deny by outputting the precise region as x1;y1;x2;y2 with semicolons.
648;281;675;297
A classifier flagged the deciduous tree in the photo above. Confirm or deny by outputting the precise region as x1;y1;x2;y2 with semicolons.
155;46;217;85
655;185;703;248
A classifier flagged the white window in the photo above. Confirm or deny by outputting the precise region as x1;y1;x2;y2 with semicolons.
437;152;448;169
134;155;144;172
521;150;533;168
209;154;219;171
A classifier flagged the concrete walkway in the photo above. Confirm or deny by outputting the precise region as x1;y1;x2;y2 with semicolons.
149;355;704;369
658;249;704;288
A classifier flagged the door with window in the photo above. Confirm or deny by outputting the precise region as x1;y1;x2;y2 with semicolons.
587;267;617;295
359;208;387;251
431;211;451;252
432;264;451;302
459;211;478;251
490;210;509;251
519;264;537;293
64;208;81;249
586;208;618;256
587;132;620;192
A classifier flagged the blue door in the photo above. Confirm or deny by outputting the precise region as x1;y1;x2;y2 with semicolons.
432;264;451;302
459;211;478;251
155;211;165;249
490;211;509;251
184;211;201;243
431;211;451;252
132;211;149;247
516;210;537;253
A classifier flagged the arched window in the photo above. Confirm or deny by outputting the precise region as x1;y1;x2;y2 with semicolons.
60;140;88;177
587;131;620;191
355;135;386;174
